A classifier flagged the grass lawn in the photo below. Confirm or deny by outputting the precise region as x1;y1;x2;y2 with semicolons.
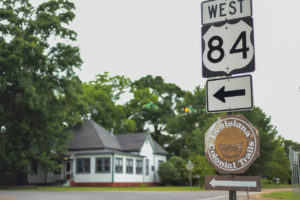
262;184;291;189
263;191;300;199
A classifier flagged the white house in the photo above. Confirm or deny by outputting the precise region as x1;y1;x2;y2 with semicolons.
28;120;168;186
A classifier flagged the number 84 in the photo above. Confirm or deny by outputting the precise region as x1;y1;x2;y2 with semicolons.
207;31;249;64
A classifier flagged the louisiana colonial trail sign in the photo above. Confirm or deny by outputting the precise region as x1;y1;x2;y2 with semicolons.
205;115;259;174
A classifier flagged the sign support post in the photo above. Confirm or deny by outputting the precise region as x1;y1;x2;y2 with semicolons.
229;174;236;200
227;113;236;200
189;170;192;190
229;190;237;200
186;160;194;190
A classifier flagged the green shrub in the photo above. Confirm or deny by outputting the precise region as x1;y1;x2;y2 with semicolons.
158;162;181;185
168;156;187;185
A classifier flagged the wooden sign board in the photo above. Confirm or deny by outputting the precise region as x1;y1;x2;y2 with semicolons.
205;175;261;192
205;115;259;174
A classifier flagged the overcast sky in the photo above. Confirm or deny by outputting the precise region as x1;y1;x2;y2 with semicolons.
69;0;300;143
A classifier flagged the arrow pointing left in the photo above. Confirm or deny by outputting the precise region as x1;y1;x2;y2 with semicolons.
206;75;253;113
213;86;245;103
210;178;257;188
205;175;261;191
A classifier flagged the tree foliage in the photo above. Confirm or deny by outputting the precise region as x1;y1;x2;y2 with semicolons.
236;108;290;183
0;0;83;184
125;75;184;140
165;86;220;158
158;161;181;186
158;156;186;185
80;72;135;134
189;155;216;186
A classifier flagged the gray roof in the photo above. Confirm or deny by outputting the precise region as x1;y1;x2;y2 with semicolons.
153;140;168;155
68;120;122;151
68;120;168;155
116;133;148;151
65;149;144;157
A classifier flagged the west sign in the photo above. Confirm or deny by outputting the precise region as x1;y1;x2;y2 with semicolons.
201;0;252;25
205;115;259;174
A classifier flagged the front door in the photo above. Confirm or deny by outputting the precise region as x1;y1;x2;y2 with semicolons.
65;160;72;179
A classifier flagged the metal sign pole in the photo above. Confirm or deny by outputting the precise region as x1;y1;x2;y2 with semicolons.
226;112;236;200
190;170;192;190
296;161;300;199
229;173;236;200
186;160;194;190
229;190;237;200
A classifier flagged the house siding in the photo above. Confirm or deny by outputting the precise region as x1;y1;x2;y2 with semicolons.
113;154;144;183
73;154;113;183
69;137;166;185
139;137;156;183
154;154;167;182
28;166;62;184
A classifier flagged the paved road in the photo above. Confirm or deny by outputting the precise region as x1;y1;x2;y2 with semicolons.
0;191;253;200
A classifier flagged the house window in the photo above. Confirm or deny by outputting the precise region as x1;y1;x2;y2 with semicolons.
158;160;164;166
145;159;149;175
96;157;110;173
115;157;123;173
126;159;133;174
76;158;90;173
136;159;143;174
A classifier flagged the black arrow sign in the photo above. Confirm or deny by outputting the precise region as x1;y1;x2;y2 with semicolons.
213;86;245;103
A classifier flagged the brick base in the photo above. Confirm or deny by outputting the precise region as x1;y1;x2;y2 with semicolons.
69;180;160;187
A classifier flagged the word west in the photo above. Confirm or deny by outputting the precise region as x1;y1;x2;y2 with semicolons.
208;0;246;19
202;0;252;25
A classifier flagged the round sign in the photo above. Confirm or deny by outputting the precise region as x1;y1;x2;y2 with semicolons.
205;115;259;174
186;161;194;171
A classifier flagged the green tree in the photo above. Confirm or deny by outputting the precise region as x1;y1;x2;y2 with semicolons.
283;139;300;155
81;72;136;134
189;155;216;186
0;0;83;184
158;156;186;185
168;156;187;184
264;138;290;183
241;108;290;182
126;75;184;140
165;86;220;158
